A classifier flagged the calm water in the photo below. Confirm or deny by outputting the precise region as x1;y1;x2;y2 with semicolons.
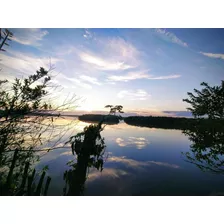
36;118;224;196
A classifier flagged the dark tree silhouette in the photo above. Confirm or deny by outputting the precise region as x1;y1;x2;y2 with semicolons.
183;80;224;119
182;120;224;174
0;28;13;52
0;68;54;195
63;120;106;196
105;105;124;115
124;116;197;130
0;67;78;195
78;114;120;124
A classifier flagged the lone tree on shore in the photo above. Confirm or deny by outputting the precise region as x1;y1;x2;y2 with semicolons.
105;105;124;115
183;80;224;119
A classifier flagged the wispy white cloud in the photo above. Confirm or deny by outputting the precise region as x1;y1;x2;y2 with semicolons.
79;36;140;71
117;89;150;100
11;28;48;46
78;33;181;85
108;71;181;82
79;75;102;85
147;74;181;80
0;49;60;75
83;29;93;40
63;76;92;89
105;37;139;61
127;109;174;117
79;52;134;71
108;70;149;82
199;52;224;60
155;29;188;47
50;73;93;90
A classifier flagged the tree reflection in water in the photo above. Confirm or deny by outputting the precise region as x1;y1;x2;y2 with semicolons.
63;120;107;196
182;120;224;174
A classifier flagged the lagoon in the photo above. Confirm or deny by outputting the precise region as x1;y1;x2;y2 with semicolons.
35;118;224;196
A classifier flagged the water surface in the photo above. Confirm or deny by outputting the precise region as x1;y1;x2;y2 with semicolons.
36;118;224;196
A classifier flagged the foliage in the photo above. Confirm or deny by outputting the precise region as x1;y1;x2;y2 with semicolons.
183;81;224;119
0;68;53;155
0;67;52;118
0;28;13;52
63;120;106;196
0;152;51;196
182;120;224;174
105;105;124;116
0;68;53;195
0;67;78;195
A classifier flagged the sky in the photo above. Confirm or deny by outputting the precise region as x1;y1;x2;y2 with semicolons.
0;28;224;116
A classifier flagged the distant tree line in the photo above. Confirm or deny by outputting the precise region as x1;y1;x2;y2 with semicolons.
123;116;224;130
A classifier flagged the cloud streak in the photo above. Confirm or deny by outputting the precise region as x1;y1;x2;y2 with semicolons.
108;156;180;169
147;74;181;80
79;75;102;85
0;49;60;75
83;29;94;40
200;52;224;60
79;52;134;71
108;71;181;82
155;29;188;47
11;28;48;46
117;89;150;100
87;156;180;184
108;71;150;82
63;76;92;89
78;36;140;71
88;168;129;181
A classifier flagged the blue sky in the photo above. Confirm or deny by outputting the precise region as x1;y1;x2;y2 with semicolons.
0;28;224;116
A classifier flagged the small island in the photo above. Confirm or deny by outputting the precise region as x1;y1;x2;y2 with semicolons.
78;114;121;124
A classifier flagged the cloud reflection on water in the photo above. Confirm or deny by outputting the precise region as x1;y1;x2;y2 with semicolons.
88;155;180;182
86;156;180;195
116;137;150;149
